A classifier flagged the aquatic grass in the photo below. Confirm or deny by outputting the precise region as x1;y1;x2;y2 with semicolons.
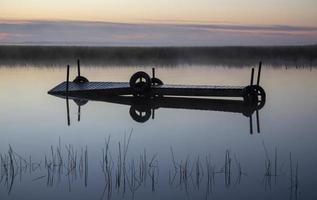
40;141;88;189
224;150;231;187
0;145;31;194
262;142;279;190
233;154;246;186
99;130;159;199
289;152;300;200
205;153;215;199
0;138;304;199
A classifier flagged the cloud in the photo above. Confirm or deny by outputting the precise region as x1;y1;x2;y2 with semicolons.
0;32;10;41
0;20;316;46
0;20;33;25
179;24;317;32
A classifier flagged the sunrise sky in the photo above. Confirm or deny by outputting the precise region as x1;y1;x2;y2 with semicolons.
1;0;317;46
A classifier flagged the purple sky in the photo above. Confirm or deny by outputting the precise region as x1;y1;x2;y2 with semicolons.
0;20;317;46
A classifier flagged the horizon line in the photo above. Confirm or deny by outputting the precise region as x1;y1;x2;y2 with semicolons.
1;18;317;29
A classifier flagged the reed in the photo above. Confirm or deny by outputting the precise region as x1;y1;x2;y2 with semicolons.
0;142;86;194
205;153;215;199
262;143;279;189
234;154;246;185
99;130;159;199
0;139;305;199
224;150;231;187
289;152;300;199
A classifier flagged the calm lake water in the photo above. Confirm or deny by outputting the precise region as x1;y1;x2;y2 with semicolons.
0;64;316;200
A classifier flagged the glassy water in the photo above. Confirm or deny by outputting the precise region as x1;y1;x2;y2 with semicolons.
0;64;316;200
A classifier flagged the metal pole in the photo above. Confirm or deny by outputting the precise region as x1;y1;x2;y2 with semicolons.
152;68;155;78
66;65;70;92
249;115;253;134
250;68;254;85
152;68;156;86
257;61;262;86
78;105;81;122
256;110;260;133
77;59;81;77
66;97;70;126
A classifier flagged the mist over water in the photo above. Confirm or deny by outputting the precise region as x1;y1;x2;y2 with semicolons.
0;46;316;67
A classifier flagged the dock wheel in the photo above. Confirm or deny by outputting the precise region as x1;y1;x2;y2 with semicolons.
129;71;151;96
151;77;164;97
243;85;266;109
73;99;88;106
73;76;89;83
129;105;151;123
151;77;163;86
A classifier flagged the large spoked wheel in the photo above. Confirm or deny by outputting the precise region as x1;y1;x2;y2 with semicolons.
73;76;89;83
129;71;151;96
242;85;266;109
129;105;151;123
151;77;164;97
151;77;163;86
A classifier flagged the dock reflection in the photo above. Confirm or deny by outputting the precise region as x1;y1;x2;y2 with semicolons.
51;93;265;134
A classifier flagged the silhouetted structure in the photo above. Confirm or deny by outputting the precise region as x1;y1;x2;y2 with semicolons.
48;60;266;133
48;60;265;102
60;94;265;133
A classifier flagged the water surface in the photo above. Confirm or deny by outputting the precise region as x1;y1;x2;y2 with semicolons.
0;64;316;199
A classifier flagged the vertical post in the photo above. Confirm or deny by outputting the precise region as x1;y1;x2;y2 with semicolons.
250;68;254;85
66;64;70;126
249;115;253;134
77;59;81;77
256;61;262;86
66;65;70;92
256;110;260;133
78;105;81;122
66;97;70;126
152;68;155;86
152;68;155;78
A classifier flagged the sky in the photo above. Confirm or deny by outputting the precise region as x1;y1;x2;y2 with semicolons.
0;0;317;46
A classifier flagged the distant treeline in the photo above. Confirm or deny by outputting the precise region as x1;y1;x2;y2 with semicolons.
0;45;316;67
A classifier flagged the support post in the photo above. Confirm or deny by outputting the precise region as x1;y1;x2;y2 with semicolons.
77;59;81;77
66;97;70;126
78;105;81;122
66;65;70;92
257;61;262;86
152;109;155;119
249;115;253;134
152;68;156;86
152;68;155;78
250;68;254;85
256;110;260;133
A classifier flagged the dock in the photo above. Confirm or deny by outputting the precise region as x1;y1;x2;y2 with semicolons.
48;59;266;133
48;81;245;97
48;82;132;96
48;60;265;103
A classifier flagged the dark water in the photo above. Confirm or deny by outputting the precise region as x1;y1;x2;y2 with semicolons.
0;64;316;199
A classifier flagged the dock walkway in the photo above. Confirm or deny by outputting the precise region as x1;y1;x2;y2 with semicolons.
48;81;245;97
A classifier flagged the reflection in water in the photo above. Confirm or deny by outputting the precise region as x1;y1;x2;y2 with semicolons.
0;143;88;194
55;94;266;134
48;60;266;134
0;134;301;200
1;65;315;199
